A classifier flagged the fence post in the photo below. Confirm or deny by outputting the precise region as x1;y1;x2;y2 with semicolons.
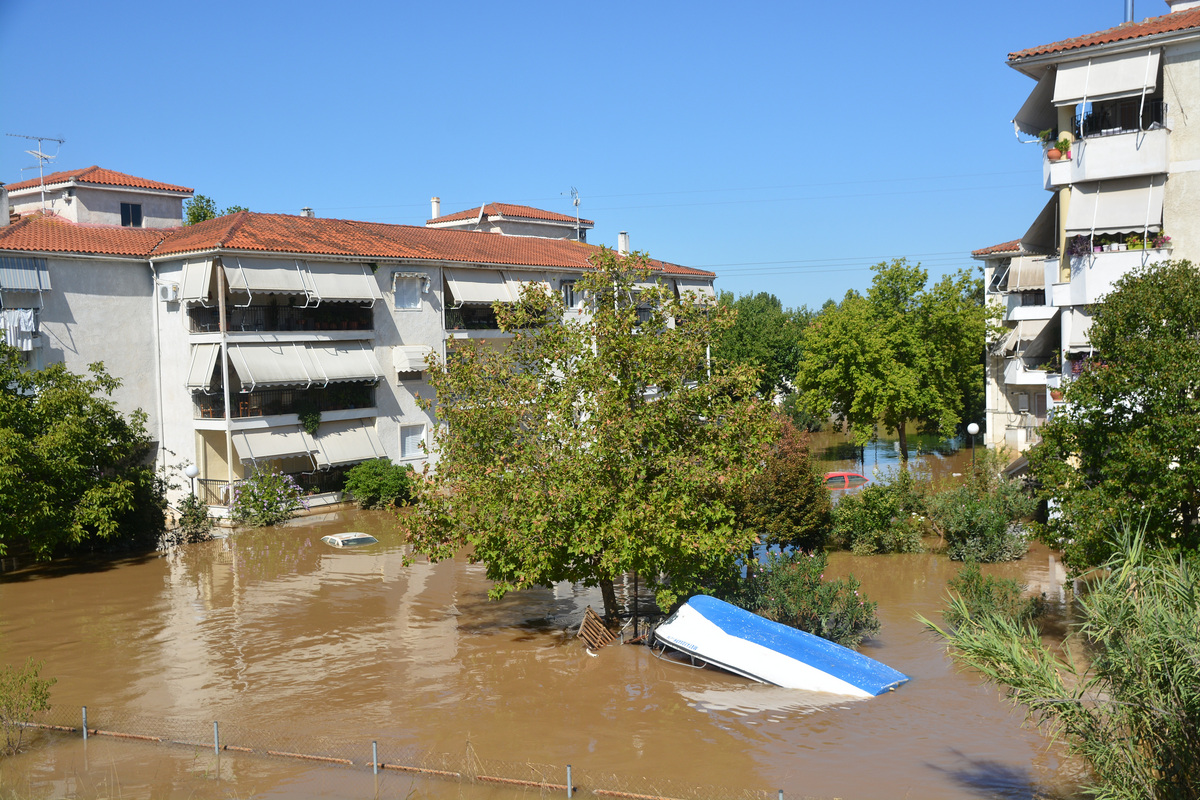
372;741;378;775
778;791;784;800
566;764;572;798
81;706;87;740
213;721;219;756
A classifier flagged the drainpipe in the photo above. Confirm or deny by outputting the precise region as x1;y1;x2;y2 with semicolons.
149;260;167;479
1126;0;1134;22
217;258;235;490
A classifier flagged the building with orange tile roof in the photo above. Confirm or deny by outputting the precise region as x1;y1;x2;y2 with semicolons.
5;166;193;229
425;199;595;241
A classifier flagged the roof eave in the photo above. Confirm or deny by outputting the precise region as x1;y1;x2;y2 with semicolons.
1009;23;1200;71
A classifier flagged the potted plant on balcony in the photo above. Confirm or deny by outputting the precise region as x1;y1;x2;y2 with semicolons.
1126;233;1146;251
1153;232;1172;249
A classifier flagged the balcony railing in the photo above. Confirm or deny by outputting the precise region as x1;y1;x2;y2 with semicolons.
196;467;349;507
189;304;373;334
1075;99;1166;139
194;384;375;419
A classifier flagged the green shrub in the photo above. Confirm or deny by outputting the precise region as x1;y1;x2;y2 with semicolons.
0;658;55;755
721;549;880;647
344;459;417;510
830;470;927;555
230;467;306;527
943;561;1044;628
741;418;832;551
927;468;1036;562
176;494;215;544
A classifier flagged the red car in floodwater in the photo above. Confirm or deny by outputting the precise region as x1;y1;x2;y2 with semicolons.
823;471;870;503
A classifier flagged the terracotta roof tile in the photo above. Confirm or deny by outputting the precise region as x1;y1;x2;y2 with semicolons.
154;212;712;277
972;239;1025;257
0;213;169;257
1010;8;1200;60
4;166;193;194
428;202;594;226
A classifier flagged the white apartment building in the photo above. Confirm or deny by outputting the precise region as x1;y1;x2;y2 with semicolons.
976;0;1200;454
0;170;714;514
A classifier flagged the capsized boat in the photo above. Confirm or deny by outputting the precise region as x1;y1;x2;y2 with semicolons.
652;595;908;697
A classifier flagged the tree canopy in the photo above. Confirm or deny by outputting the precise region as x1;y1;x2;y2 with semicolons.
712;291;810;398
0;346;163;558
1030;260;1200;570
402;250;778;617
185;194;248;226
794;259;984;462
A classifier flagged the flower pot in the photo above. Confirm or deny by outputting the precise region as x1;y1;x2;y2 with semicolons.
1050;389;1064;401
1047;148;1062;161
1094;246;1103;253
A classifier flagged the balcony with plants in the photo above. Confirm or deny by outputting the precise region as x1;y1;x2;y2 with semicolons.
1041;99;1169;188
193;383;376;422
1060;233;1172;305
188;301;374;335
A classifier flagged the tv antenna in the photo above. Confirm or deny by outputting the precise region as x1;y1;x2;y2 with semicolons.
570;187;581;241
6;133;65;211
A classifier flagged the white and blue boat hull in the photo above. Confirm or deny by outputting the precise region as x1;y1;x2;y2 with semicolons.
653;595;908;698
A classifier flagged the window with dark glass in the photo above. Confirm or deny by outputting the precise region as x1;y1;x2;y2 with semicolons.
120;203;143;227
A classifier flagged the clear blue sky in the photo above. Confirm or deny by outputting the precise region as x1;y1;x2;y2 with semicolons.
0;0;1156;309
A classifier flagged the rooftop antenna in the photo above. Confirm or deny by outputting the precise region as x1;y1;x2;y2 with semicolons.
570;187;581;241
6;133;65;212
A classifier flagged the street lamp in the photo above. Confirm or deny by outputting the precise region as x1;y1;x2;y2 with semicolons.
966;423;980;472
184;464;199;497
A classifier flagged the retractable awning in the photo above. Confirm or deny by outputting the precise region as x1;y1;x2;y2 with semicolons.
675;278;716;301
1021;194;1058;254
179;260;213;302
1014;68;1058;137
1065;176;1164;236
231;426;317;463
223;256;311;295
313;419;387;468
1003;316;1059;356
1065;307;1095;352
444;268;512;305
304;261;383;303
1008;257;1047;292
1053;49;1161;106
503;271;551;301
0;257;51;291
186;343;222;390
226;342;383;390
393;344;434;372
307;342;384;384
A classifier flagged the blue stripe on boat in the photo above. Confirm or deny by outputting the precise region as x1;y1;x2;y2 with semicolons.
687;595;909;696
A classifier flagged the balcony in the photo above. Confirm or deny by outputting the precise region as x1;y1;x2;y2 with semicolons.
197;466;350;509
1004;291;1057;322
194;384;376;420
1004;357;1057;387
1057;246;1172;306
1044;127;1168;189
189;303;373;334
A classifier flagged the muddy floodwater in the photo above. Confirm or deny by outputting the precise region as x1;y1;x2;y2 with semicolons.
0;433;1084;799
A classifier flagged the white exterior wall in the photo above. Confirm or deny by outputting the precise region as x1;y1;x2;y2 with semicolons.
429;219;588;240
1164;38;1200;262
9;186;186;229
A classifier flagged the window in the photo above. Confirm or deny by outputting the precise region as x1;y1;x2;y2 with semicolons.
120;203;143;227
561;280;580;310
396;371;423;382
400;424;425;459
393;273;427;310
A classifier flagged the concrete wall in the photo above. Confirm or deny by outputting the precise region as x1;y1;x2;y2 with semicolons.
1165;39;1200;263
432;219;587;240
9;186;185;228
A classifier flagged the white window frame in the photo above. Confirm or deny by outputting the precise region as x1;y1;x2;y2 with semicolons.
392;272;430;311
561;279;582;310
399;423;426;460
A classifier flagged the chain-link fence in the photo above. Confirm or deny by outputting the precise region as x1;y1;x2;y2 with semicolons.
16;705;826;800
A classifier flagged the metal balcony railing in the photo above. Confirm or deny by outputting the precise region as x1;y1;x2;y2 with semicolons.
189;304;373;334
196;467;349;507
1075;99;1167;139
193;385;375;419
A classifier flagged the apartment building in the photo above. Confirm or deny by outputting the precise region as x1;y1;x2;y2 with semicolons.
0;171;714;514
976;0;1200;453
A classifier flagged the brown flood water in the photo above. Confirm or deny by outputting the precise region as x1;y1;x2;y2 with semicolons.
0;436;1085;800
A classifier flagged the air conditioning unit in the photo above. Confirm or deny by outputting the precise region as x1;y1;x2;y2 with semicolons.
158;283;180;303
1015;392;1030;413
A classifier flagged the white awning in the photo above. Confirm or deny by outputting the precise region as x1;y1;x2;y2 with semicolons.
675;278;716;301
393;344;434;372
304;261;383;304
1008;257;1046;292
232;426;317;463
0;257;51;291
223;256;311;295
179;260;213;302
1053;49;1161;106
228;342;317;389
186;343;221;390
503;271;551;302
1014;68;1058;137
1020;194;1058;254
307;342;384;384
313;419;387;468
1065;175;1165;236
1065;307;1095;351
444;268;512;305
1003;316;1058;356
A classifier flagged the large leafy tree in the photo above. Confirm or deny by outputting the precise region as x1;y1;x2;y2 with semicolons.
712;291;810;397
0;347;163;558
185;194;248;226
795;259;984;463
1030;260;1200;570
402;250;778;617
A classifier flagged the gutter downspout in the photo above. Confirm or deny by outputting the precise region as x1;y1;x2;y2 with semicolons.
217;258;235;491
149;260;167;479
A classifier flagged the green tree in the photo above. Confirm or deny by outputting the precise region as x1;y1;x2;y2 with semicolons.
344;459;416;509
1030;260;1200;571
795;259;984;463
0;658;55;755
713;291;810;397
740;416;832;551
185;194;247;226
0;346;163;558
402;249;778;618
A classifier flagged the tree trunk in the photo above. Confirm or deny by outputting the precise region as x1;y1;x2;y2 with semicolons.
600;578;619;621
898;422;910;466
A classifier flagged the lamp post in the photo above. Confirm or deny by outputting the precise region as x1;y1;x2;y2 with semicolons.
966;423;980;472
184;464;199;497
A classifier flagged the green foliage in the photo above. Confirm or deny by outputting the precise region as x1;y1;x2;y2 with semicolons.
295;398;321;436
830;470;927;555
230;466;305;527
0;346;163;558
1029;260;1200;571
184;194;247;226
927;457;1036;562
713;291;811;397
943;561;1044;628
925;521;1200;800
344;459;416;509
0;658;55;755
795;259;985;463
779;393;824;432
403;249;778;617
173;494;215;545
721;549;880;647
741;417;832;551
